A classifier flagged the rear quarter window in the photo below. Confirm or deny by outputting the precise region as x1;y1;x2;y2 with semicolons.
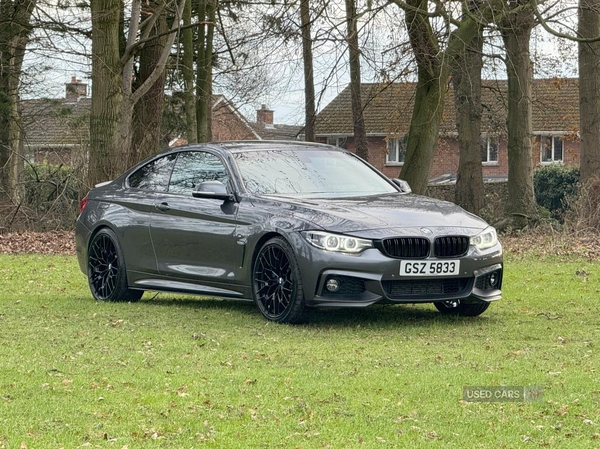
128;154;177;191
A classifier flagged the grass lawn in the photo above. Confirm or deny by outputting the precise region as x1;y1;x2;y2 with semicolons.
0;250;599;448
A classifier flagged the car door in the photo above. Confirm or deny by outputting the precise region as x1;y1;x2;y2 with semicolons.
115;153;177;275
149;150;241;285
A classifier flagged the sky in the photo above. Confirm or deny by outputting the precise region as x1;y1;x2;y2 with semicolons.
25;68;345;126
21;0;578;128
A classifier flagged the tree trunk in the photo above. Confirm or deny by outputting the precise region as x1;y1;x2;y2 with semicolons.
0;0;36;201
501;7;536;228
399;0;445;194
578;0;600;186
89;0;123;187
301;0;315;142
395;0;499;195
345;0;368;160
452;12;485;214
196;0;216;143
131;0;168;164
182;0;197;144
89;0;185;186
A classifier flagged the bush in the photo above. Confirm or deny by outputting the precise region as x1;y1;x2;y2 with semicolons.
533;165;579;222
0;163;85;232
22;164;80;208
563;180;600;234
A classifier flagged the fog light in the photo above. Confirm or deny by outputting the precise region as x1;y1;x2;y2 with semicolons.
489;272;499;288
325;278;341;292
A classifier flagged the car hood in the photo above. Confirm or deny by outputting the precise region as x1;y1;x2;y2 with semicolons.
270;193;489;237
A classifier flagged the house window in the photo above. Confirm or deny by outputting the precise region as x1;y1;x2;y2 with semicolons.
386;135;407;164
540;136;563;163
327;137;347;149
481;136;499;164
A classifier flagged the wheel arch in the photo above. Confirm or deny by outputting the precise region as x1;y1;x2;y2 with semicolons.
249;232;309;323
85;223;128;278
247;231;309;294
87;223;120;253
86;224;143;302
249;231;286;272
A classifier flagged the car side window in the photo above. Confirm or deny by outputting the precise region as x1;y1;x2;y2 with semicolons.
168;151;230;196
128;154;177;191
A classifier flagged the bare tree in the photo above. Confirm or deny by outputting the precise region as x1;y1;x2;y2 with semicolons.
0;0;36;200
578;0;600;187
88;0;185;186
345;0;368;160
452;3;485;214
88;0;124;186
182;0;197;144
301;0;316;141
499;1;536;228
132;0;170;162
196;0;216;143
393;0;500;194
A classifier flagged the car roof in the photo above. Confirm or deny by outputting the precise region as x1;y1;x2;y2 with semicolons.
169;140;339;156
121;140;348;180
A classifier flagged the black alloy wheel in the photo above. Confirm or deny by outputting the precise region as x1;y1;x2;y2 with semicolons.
252;237;308;323
434;299;490;317
87;228;142;302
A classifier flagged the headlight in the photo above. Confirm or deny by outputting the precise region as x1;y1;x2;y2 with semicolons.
470;227;498;250
302;231;372;254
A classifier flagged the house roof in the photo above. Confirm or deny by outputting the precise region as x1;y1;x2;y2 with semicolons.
249;122;303;140
212;95;262;140
19;95;302;148
19;97;91;148
213;96;303;141
314;78;580;136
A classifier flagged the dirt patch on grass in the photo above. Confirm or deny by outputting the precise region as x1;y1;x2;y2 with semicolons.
0;231;75;255
502;233;600;261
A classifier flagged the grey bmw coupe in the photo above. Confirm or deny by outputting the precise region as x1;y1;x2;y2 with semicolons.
76;141;503;323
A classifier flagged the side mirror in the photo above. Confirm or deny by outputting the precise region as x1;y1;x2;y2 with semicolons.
192;180;235;202
391;178;412;194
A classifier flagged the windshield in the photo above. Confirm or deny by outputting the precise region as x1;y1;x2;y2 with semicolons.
233;149;398;198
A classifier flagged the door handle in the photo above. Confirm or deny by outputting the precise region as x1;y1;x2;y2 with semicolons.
155;202;170;212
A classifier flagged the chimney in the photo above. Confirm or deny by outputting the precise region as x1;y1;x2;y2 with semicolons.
65;76;88;101
256;104;274;126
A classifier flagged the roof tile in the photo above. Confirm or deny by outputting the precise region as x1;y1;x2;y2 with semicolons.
315;78;580;136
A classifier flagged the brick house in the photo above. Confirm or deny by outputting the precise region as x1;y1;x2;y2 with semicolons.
200;100;302;143
249;104;303;140
314;78;580;182
20;77;91;166
20;78;302;164
210;95;262;141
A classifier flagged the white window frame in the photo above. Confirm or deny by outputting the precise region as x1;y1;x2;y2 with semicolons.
481;136;499;165
386;135;407;165
539;135;564;165
327;136;347;149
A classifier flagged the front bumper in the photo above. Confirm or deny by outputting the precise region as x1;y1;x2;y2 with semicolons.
291;234;503;308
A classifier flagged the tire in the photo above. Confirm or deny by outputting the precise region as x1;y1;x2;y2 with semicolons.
434;299;490;317
87;228;143;302
252;236;309;323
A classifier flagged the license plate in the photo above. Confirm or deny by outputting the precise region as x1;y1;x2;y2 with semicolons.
400;260;460;276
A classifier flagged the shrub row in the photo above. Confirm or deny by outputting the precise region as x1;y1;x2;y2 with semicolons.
533;165;580;222
0;164;84;232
